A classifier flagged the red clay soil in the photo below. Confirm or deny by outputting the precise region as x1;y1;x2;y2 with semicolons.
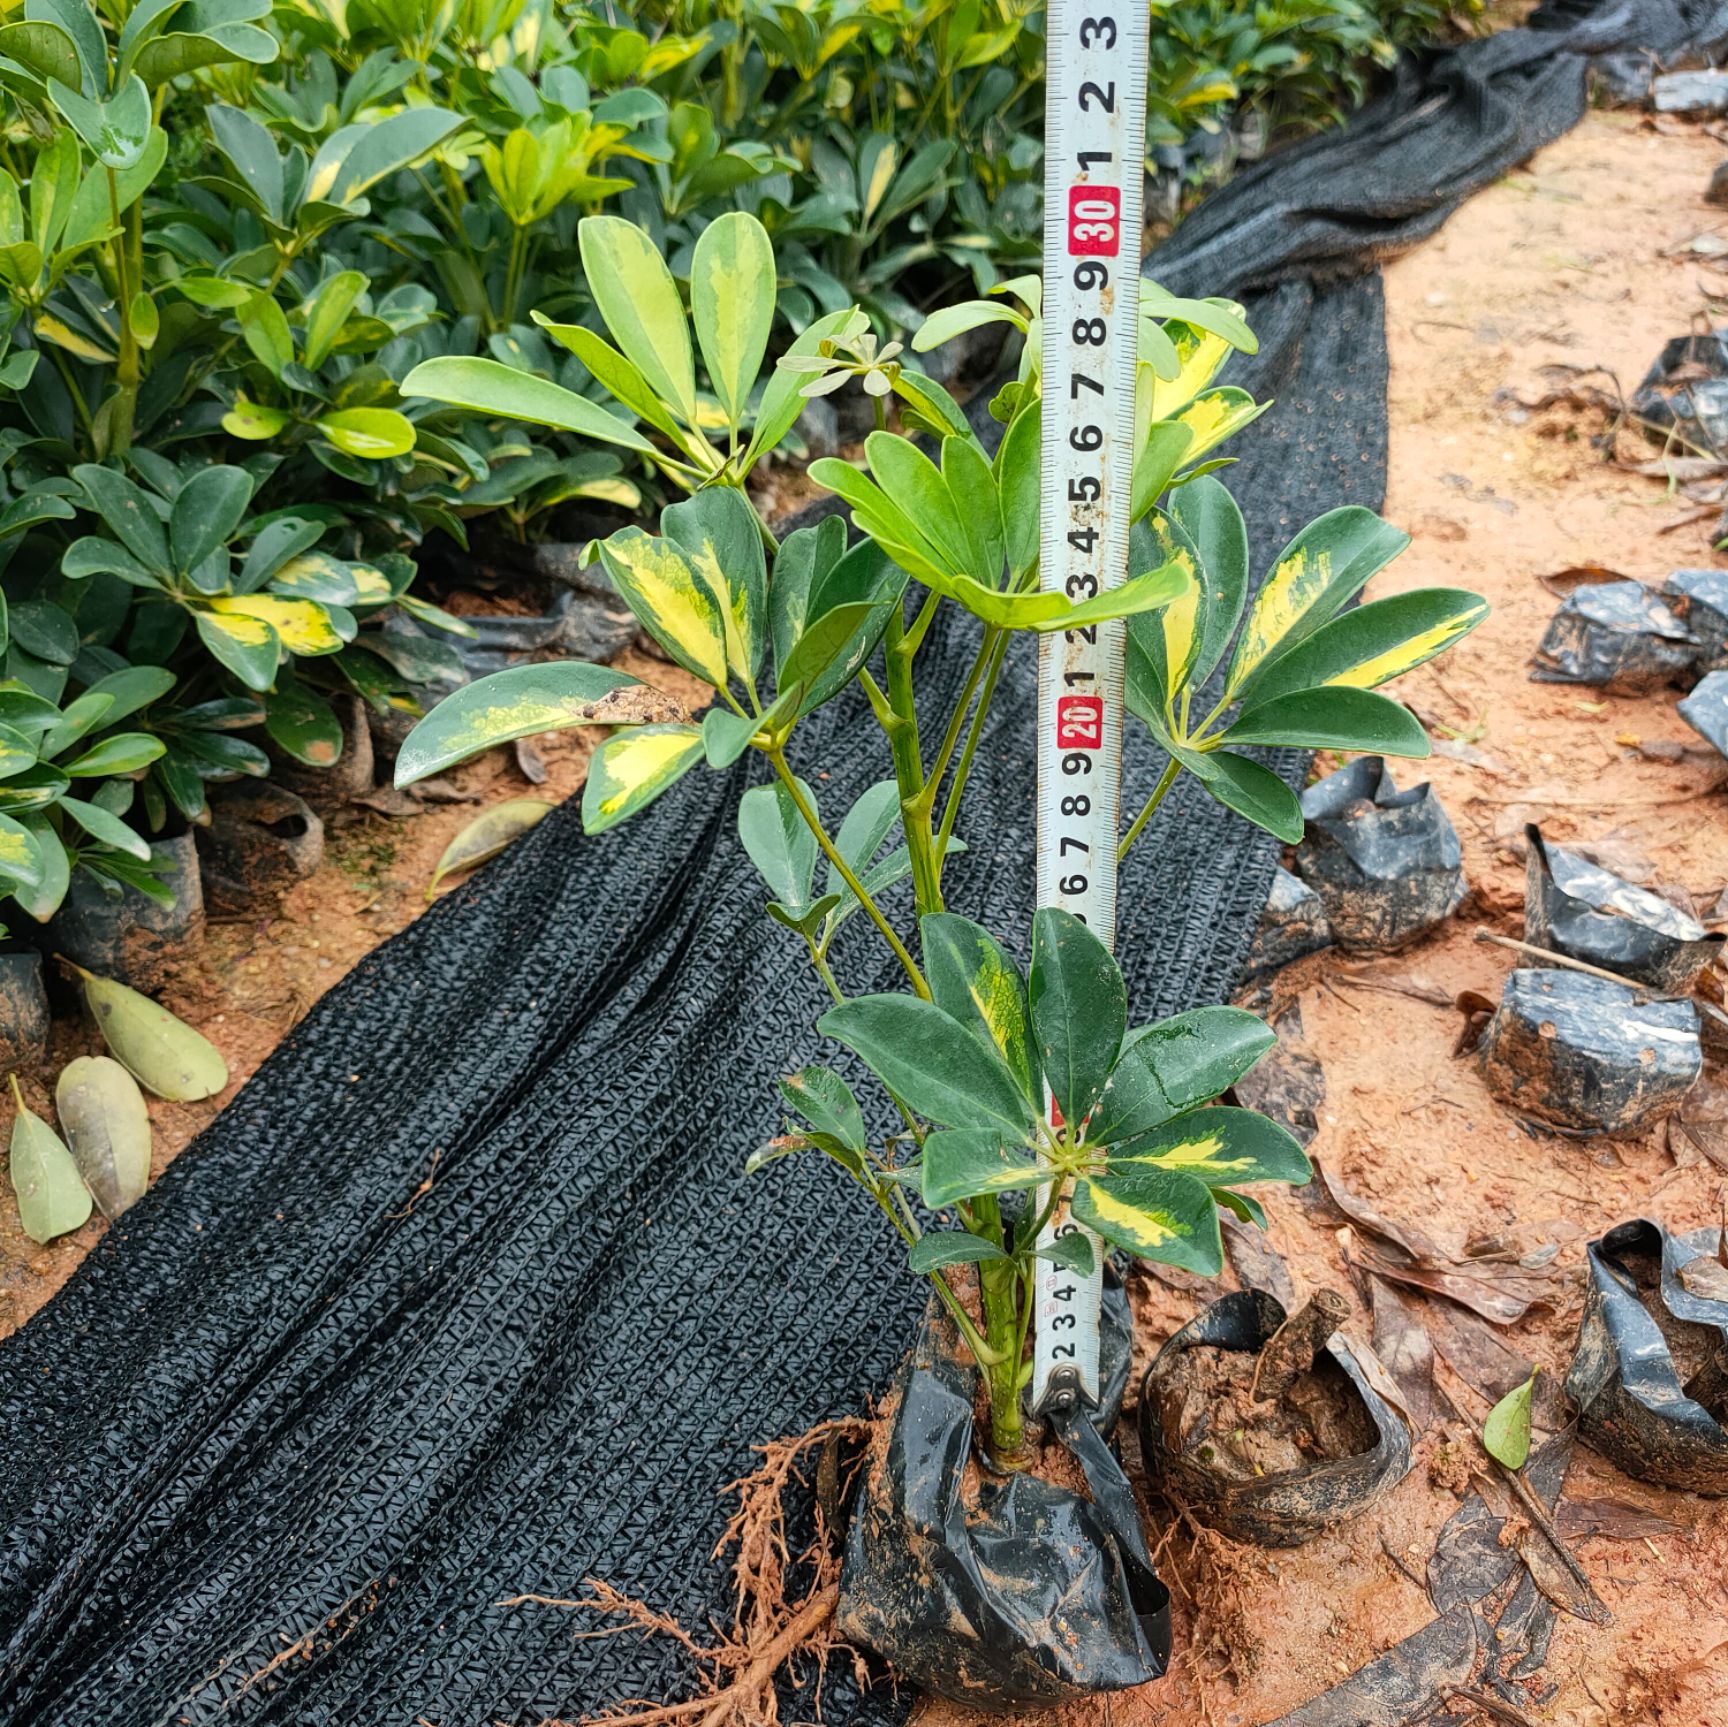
5;101;1728;1727
919;106;1728;1727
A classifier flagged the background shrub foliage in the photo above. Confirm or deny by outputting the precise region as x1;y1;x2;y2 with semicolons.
0;0;1476;927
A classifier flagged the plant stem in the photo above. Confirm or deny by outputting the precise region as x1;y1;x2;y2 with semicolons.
972;1196;1028;1461
106;170;139;457
768;748;928;999
934;626;1009;871
879;602;942;919
1117;756;1182;862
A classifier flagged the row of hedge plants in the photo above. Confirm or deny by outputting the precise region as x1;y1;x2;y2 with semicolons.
0;0;1476;940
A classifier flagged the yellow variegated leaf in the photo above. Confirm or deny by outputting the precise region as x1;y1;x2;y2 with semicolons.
198;606;273;648
348;562;395;605
0;815;41;886
1173;386;1265;465
598;529;729;687
1071;1166;1223;1274
207;595;349;656
35;313;114;362
581;722;704;835
1149;324;1231;419
676;536;753;685
1109;1107;1312;1187
1157;548;1201;693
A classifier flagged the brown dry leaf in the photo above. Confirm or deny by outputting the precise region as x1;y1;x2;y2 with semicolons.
1672;1082;1728;1171
1319;1161;1556;1326
1556;1497;1684;1543
1535;563;1632;597
1224;1216;1297;1308
1369;1276;1439;1430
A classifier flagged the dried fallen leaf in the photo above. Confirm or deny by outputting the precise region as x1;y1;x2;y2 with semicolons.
7;1073;91;1243
1319;1161;1555;1325
1556;1497;1682;1543
1369;1276;1439;1430
76;968;228;1102
427;799;556;900
577;686;694;727
56;1055;151;1219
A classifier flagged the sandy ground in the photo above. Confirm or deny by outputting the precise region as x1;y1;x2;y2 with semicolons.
4;97;1728;1727
917;107;1728;1727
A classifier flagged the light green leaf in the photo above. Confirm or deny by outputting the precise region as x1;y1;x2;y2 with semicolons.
578;214;696;421
317;407;415;460
400;357;655;454
1483;1369;1537;1470
78;968;229;1101
8;1073;91;1244
738;778;818;915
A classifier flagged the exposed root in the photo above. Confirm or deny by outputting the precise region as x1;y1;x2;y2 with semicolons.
1148;1499;1267;1688
516;1415;875;1727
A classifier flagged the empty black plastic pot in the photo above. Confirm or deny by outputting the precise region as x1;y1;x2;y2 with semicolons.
1524;825;1723;992
1531;581;1698;690
1138;1288;1412;1547
1566;1220;1728;1494
1294;756;1465;951
837;1278;1171;1709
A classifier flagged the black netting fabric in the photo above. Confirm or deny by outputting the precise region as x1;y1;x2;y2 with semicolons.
0;2;1719;1721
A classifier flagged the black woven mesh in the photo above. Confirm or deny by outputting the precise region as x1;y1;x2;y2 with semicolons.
0;2;1717;1721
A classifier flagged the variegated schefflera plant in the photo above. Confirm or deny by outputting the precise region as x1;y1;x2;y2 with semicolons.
393;212;1488;1463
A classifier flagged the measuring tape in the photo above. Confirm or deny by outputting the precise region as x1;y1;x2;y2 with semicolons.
1031;0;1150;1415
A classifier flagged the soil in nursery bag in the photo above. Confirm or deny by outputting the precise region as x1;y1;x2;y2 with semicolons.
2;1;1723;1724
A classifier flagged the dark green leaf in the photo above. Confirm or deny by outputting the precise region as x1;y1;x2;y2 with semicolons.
1224;685;1430;757
1028;907;1124;1129
920;1128;1043;1208
1189;749;1304;843
819;994;1033;1134
1093;1007;1275;1143
777;1065;866;1154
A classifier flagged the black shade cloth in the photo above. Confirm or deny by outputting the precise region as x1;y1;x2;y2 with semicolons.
2;3;1721;1721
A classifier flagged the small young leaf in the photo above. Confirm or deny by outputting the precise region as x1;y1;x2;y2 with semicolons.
907;1231;1007;1273
55;1055;150;1218
8;1073;92;1243
1483;1368;1538;1471
738;779;818;916
78;969;229;1101
1034;1232;1096;1276
427;799;554;899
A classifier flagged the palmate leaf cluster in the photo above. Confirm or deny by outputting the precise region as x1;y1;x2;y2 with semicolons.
773;907;1311;1284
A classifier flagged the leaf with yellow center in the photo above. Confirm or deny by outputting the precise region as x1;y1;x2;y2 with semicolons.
599;529;729;688
581;723;705;834
1072;1164;1221;1274
206;595;351;656
1107;1106;1311;1187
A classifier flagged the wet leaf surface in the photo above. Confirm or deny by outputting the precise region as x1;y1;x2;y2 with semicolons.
55;1055;151;1219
